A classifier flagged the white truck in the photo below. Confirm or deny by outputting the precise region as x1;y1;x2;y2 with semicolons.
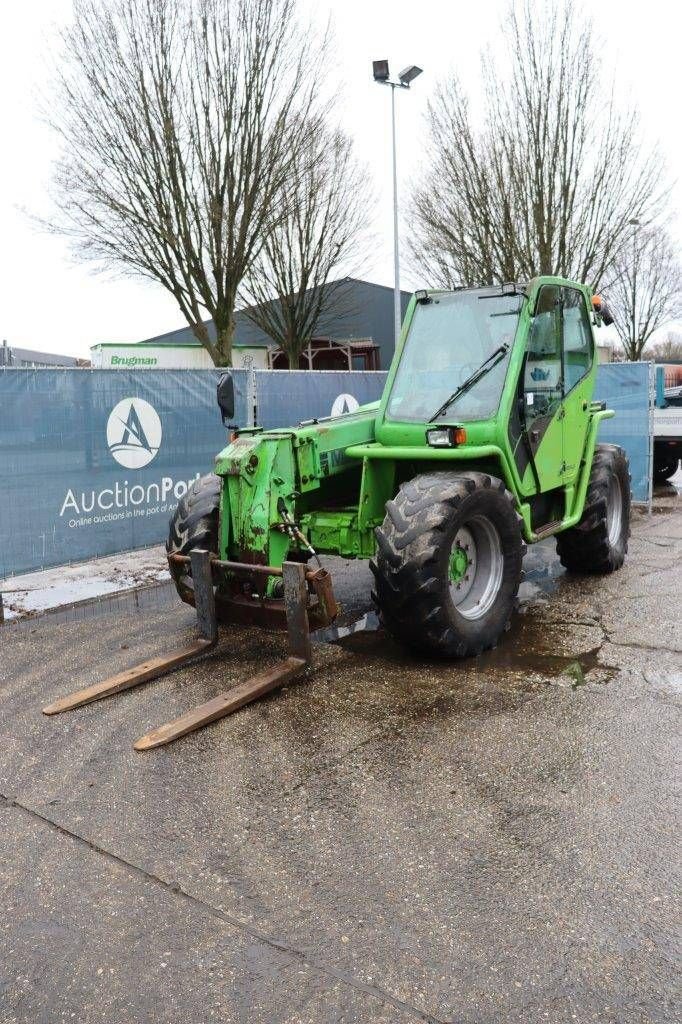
654;368;682;484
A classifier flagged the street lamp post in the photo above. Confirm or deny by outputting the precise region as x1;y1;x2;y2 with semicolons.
629;218;640;358
373;60;423;349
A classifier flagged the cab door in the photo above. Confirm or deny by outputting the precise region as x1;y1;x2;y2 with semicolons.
559;286;594;485
521;284;565;492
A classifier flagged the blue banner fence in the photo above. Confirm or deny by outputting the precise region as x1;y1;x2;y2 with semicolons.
0;364;652;577
594;361;653;508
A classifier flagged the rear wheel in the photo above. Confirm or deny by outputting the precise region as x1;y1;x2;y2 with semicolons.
556;444;630;574
167;473;221;604
371;471;525;658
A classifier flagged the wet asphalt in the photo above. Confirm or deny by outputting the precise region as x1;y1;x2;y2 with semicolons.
0;485;680;1024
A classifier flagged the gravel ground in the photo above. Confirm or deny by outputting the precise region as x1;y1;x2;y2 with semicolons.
0;482;680;1024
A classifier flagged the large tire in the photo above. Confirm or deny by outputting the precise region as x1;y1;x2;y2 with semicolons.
167;473;221;605
556;444;630;574
371;471;525;659
653;456;679;485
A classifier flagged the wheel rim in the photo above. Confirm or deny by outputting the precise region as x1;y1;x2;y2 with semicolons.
448;515;504;620
606;473;623;546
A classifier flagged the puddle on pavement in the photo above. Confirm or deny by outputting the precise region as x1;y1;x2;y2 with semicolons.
321;610;606;684
314;610;410;661
517;541;567;597
3;534;616;689
318;597;614;690
478;617;613;687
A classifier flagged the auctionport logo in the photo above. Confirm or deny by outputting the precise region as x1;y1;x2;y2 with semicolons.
107;397;162;469
57;396;198;526
331;393;359;417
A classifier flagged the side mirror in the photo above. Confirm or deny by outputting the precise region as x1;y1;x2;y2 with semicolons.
217;371;235;425
600;300;614;327
592;295;615;327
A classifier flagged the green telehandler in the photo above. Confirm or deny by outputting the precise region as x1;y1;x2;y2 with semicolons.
44;276;630;749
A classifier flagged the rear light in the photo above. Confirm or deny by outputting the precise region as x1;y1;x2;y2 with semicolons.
426;426;467;447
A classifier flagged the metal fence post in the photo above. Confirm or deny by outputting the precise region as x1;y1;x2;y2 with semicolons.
647;361;654;516
243;355;257;427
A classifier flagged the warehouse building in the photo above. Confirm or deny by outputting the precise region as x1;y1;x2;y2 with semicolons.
0;340;82;368
91;278;411;371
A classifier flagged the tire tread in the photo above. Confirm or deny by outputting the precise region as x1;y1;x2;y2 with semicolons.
373;471;524;658
556;444;630;574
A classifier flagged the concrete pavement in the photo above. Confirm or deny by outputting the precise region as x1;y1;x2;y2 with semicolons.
0;484;679;1024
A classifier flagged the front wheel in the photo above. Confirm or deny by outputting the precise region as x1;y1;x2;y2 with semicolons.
371;471;525;658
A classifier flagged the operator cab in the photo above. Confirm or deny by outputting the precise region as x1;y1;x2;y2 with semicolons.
377;277;600;502
384;285;523;425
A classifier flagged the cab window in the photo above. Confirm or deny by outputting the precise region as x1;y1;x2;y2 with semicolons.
562;287;593;392
524;285;562;419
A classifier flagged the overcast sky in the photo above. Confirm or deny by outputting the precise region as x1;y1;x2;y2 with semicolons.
0;0;680;359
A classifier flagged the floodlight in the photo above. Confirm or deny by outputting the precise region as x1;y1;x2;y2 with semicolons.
372;57;424;347
398;65;423;86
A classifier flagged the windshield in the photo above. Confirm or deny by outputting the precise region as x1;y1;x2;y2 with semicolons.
386;289;523;423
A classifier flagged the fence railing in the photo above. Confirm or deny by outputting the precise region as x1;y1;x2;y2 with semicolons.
0;364;652;576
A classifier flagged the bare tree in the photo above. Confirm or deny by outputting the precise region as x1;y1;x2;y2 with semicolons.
47;0;327;365
409;0;667;291
241;128;371;367
605;227;682;361
647;330;682;363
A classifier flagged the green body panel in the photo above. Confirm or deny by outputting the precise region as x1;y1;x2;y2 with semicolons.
299;508;376;559
214;406;378;565
213;277;613;572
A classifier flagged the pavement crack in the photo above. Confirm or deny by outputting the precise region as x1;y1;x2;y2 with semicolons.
604;638;681;654
0;792;450;1024
636;535;677;548
530;607;679;657
638;566;679;580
